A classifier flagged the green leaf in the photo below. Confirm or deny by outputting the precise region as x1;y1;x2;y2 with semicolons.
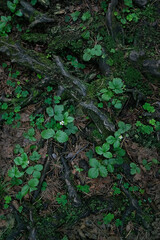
71;11;80;21
46;107;54;117
106;136;115;144
95;146;103;155
7;1;16;13
102;143;110;152
101;90;114;101
29;151;41;161
103;152;112;158
99;165;108;177
107;164;114;173
143;103;155;113
82;11;91;21
124;0;133;7
33;171;41;178
15;10;23;17
55;130;68;143
91;44;102;57
14;157;22;165
83;49;92;61
41;129;55;139
8;166;24;178
103;213;114;224
28;178;39;188
89;158;100;168
26;166;34;175
109;78;124;94
113;140;120;149
118;121;131;133
21;185;29;197
34;164;43;171
54;105;64;121
88;168;99;178
65;123;78;135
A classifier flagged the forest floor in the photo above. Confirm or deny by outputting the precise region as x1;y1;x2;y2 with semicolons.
0;0;160;240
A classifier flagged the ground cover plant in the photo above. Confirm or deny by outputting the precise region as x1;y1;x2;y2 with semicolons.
0;0;160;239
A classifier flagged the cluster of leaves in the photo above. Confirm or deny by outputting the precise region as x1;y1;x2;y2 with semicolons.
98;78;125;109
0;0;23;36
83;44;102;61
114;0;140;25
88;121;131;178
7;145;43;201
67;55;85;69
71;11;91;22
41;101;78;143
135;102;160;135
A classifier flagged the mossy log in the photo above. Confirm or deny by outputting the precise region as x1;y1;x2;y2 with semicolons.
0;37;115;134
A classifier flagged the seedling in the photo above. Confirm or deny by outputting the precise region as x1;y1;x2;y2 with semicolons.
130;163;140;175
103;213;114;225
88;158;108;178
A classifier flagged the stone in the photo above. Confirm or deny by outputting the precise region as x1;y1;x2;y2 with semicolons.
129;50;145;62
143;59;160;77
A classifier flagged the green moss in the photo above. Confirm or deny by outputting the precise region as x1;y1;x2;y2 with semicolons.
124;67;152;95
86;77;108;99
21;33;48;43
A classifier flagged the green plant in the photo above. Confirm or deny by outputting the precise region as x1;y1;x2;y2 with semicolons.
88;121;130;179
135;121;154;135
67;55;85;69
143;103;155;113
71;11;80;21
26;164;43;179
56;194;67;206
98;78;125;109
112;183;121;195
4;195;12;209
81;11;91;21
41;103;77;143
77;184;90;193
83;45;102;61
30;0;37;5
142;159;152;171
130;163;140;175
88;158;108;178
24;128;36;141
103;213;114;225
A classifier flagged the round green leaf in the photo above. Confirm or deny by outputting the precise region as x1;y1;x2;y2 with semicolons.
99;166;108;177
95;146;103;155
26;166;34;175
106;136;115;144
41;129;55;139
14;157;22;165
46;107;54;117
33;171;41;179
88;168;99;178
89;158;100;168
34;164;43;171
103;152;113;158
55;130;68;143
28;178;39;188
